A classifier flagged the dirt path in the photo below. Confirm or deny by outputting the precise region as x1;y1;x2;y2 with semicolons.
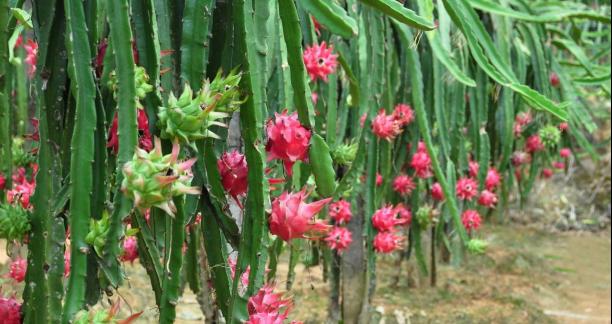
1;225;609;323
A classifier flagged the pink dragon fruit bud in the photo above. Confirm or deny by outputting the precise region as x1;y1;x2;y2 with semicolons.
515;112;533;126
484;168;501;191
328;200;352;224
217;150;249;203
541;168;554;179
372;109;401;141
392;174;416;196
410;142;433;179
394;204;412;227
558;122;569;132
513;122;523;138
477;190;498;208
461;209;482;232
266;111;311;176
311;16;322;35
559;148;571;159
120;236;139;263
303;41;338;82
311;92;318;105
372;205;407;232
0;296;22;324
553;161;565;169
373;231;405;254
228;256;250;288
468;160;479;178
392;103;414;127
431;182;445;201
324;226;352;253
525;134;544;153
8;259;26;283
268;189;331;242
456;177;478;201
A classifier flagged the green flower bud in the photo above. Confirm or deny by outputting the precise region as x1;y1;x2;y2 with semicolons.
85;211;111;256
539;125;561;149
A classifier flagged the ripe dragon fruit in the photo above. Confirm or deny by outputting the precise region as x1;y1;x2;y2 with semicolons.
373;231;405;254
484;168;501;191
525;134;545;153
411;142;433;179
559;148;571;158
121;138;200;216
456;177;478;201
107;109;153;153
372;109;401;141
461;209;482;232
549;72;560;87
468;160;479;178
324;226;353;252
511;151;531;167
8;258;27;283
266;111;311;176
392;103;415;127
248;284;293;317
392;174;416;196
431;182;445;201
121;236;139;263
477;190;498;208
0;204;30;241
328;200;352;224
217;150;249;202
394;204;412;226
303;41;338;82
268;189;331;242
158;70;243;145
372;205;408;232
542;168;554;179
0;296;21;324
228;256;251;288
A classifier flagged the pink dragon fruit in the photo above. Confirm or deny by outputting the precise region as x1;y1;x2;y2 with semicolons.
372;109;401;141
456;177;478;201
324;226;352;253
392;103;414;127
392;174;416;196
461;210;482;232
120;236;138;263
525;134;545;153
303;42;338;82
328;200;352;224
477;190;498;208
217;150;249;203
0;296;21;324
373;231;405;254
8;258;26;283
268;189;331;242
431;182;445;201
266;111;311;176
484;168;501;191
411;142;433;179
372;205;408;232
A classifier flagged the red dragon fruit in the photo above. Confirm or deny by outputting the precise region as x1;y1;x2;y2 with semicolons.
525;134;545;153
268;189;331;242
266;111;311;176
217;150;249;203
372;109;401;141
392;174;416;196
542;168;554;179
410;142;433;179
468;160;479;178
0;296;21;324
324;226;353;253
328;200;352;224
394;204;412;226
431;182;445;201
373;231;405;254
477;190;498;208
484;168;501;191
107;109;153;153
372;205;408;232
303;42;338;82
228;256;251;288
8;258;27;283
549;72;560;87
120;236;138;263
559;148;571;158
461;210;482;232
456;177;478;201
392;103;415;127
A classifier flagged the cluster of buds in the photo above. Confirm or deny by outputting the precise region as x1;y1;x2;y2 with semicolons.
158;70;243;146
121;138;200;216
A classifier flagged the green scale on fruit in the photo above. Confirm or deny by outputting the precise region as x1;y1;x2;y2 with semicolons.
121;138;200;216
157;70;245;146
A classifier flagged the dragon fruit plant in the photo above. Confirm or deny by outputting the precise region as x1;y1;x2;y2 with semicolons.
0;0;607;323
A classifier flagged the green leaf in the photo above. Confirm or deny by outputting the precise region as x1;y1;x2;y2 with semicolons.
10;8;32;29
358;0;436;30
301;0;358;38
